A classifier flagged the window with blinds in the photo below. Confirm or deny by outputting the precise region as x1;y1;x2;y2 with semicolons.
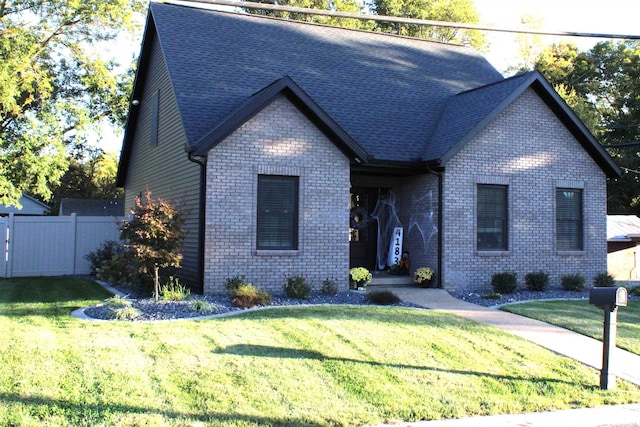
477;184;508;251
556;189;583;251
257;175;299;250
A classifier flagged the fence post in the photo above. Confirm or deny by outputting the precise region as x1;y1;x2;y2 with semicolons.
70;213;77;275
6;213;14;278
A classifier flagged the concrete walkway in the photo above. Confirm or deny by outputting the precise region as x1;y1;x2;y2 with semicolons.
370;287;640;427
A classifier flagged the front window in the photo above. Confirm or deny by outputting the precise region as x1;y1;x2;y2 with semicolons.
477;184;508;251
257;175;299;250
556;189;583;251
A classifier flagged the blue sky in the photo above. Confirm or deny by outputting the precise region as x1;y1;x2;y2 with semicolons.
474;0;640;69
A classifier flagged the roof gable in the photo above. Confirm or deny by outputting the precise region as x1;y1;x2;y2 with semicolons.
191;76;368;162
0;194;50;215
428;71;621;178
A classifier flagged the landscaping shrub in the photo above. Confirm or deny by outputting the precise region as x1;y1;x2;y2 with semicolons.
102;295;141;320
482;292;502;300
366;290;400;305
190;299;214;313
97;250;153;293
491;272;517;294
231;284;272;308
525;271;549;292
109;306;142;321
321;278;339;295
629;286;640;297
283;275;312;299
561;273;586;292
104;295;132;308
85;240;123;274
593;272;615;287
224;275;247;294
159;277;191;301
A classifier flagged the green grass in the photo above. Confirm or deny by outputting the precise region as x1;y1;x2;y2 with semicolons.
1;278;639;426
501;300;640;356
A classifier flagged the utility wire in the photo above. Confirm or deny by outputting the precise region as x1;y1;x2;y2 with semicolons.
174;0;640;147
177;0;640;40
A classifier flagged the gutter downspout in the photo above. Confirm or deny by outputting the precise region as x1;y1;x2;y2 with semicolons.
425;163;443;289
187;148;207;295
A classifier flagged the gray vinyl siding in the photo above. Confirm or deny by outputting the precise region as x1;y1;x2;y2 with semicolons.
123;32;201;289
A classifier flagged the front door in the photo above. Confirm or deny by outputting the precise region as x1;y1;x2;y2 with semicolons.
349;188;378;270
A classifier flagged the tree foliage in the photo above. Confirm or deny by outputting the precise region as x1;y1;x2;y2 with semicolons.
530;40;640;214
48;148;123;214
371;0;485;48
249;0;373;29
120;190;186;301
248;0;486;49
0;0;145;207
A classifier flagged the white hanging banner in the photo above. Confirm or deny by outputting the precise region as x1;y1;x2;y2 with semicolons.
388;227;403;267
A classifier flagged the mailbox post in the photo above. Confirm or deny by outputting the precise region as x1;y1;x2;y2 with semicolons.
588;287;628;390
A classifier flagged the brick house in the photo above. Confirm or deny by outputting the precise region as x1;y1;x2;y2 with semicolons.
116;2;620;294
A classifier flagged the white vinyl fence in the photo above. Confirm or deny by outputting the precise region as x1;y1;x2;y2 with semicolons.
0;213;124;278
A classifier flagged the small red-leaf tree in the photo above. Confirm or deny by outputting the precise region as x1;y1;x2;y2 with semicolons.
120;189;186;301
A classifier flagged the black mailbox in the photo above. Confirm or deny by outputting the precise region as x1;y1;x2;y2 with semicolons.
589;287;628;311
588;286;628;390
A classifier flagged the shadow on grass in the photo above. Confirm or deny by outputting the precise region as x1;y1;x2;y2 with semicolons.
228;304;461;327
218;344;593;388
0;277;111;313
0;392;327;426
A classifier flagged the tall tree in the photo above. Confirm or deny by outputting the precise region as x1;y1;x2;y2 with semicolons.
48;148;123;214
531;40;640;214
248;0;372;29
248;0;486;49
0;0;145;207
370;0;485;49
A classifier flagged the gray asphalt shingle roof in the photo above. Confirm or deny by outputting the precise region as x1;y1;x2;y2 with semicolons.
149;2;503;163
119;2;619;179
425;72;534;162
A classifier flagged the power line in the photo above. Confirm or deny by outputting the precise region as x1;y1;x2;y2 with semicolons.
603;142;640;148
177;0;640;40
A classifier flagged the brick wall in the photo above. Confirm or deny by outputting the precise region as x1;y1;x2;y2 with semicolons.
203;96;351;294
442;88;608;292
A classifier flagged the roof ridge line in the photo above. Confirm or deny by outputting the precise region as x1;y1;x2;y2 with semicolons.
157;0;477;50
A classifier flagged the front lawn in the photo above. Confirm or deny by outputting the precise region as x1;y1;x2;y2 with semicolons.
1;277;639;426
501;300;640;356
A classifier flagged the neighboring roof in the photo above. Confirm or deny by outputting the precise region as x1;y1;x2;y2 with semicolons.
119;2;620;180
59;199;125;216
607;215;640;243
0;194;50;216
